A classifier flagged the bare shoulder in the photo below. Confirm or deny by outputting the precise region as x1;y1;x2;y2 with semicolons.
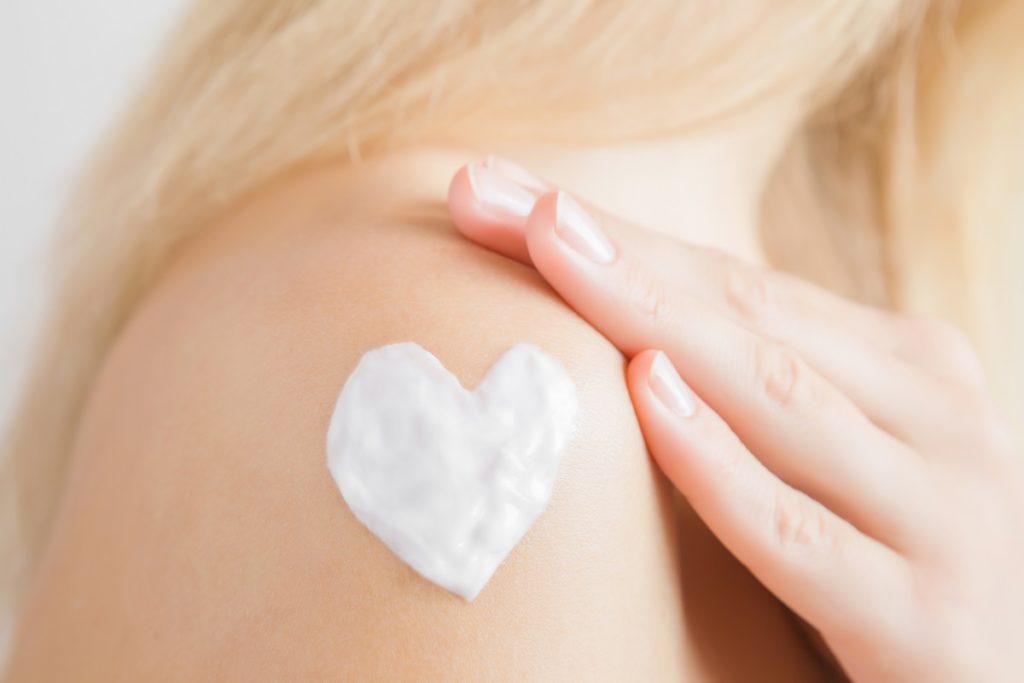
7;165;702;680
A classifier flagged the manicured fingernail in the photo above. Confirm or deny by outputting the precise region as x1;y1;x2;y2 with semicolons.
649;352;697;418
484;155;550;192
554;191;616;264
467;162;537;219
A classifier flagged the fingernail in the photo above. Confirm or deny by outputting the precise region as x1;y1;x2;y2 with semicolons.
554;191;616;264
484;155;550;192
467;163;536;219
649;352;697;419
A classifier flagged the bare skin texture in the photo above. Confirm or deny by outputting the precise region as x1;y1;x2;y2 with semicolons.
6;158;832;681
450;161;1024;681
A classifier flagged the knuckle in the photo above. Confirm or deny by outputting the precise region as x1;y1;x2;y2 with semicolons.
933;389;1015;467
916;317;971;350
685;413;747;479
623;257;672;326
753;342;821;412
973;411;1015;456
772;490;837;557
929;323;975;362
940;385;989;421
708;424;747;478
723;262;772;325
901;316;986;384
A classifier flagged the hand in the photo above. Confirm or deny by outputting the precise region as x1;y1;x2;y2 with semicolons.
447;157;1024;681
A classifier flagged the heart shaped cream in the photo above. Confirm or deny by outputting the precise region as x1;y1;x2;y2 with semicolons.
326;342;578;601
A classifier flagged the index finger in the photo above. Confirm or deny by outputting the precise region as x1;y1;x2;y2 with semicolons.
520;190;931;551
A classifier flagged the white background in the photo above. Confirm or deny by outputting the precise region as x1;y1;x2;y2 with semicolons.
0;1;184;429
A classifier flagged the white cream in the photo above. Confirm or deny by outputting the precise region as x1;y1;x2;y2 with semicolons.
326;342;578;601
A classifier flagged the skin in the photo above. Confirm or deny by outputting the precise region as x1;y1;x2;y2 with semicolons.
5;156;834;681
448;158;1024;681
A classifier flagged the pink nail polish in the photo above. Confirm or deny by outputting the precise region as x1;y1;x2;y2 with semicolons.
649;352;697;418
554;191;616;264
467;163;537;219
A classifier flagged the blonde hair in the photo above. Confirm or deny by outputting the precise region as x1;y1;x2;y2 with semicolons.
2;0;1022;634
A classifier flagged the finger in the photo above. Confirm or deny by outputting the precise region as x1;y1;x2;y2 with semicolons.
449;158;654;265
447;158;549;265
448;160;985;439
626;350;915;649
522;188;970;452
525;191;934;549
679;253;974;440
718;264;986;388
667;250;989;438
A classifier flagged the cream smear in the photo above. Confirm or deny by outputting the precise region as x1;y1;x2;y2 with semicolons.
326;342;578;601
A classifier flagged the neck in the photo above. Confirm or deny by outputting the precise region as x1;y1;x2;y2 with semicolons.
343;107;798;264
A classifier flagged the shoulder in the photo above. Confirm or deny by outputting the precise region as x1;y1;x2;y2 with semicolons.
105;163;637;481
9;164;694;679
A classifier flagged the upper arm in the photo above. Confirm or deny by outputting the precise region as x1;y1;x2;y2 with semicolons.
8;211;693;680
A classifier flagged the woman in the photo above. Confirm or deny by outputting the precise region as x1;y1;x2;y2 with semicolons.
3;0;1023;679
